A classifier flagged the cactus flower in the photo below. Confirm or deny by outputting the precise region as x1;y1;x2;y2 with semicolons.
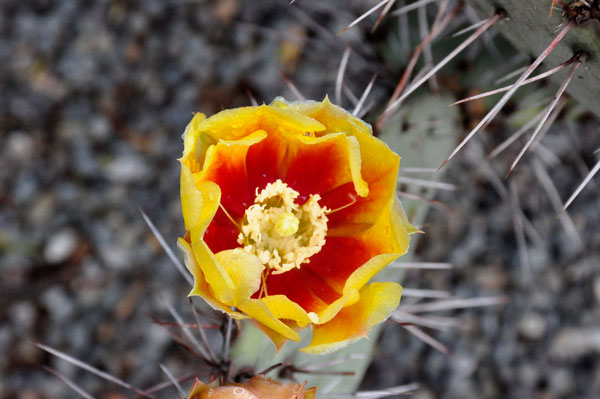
178;97;415;354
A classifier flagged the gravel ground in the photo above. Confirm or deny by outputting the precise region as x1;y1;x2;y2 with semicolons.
1;1;599;398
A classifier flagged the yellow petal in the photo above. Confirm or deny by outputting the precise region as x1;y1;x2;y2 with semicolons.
394;198;421;235
180;163;221;234
310;190;410;325
389;201;413;255
186;104;325;145
261;295;316;327
266;103;326;133
193;106;264;141
189;237;236;305
345;135;369;197
316;253;400;324
181;113;219;174
247;319;296;353
177;238;246;319
364;199;411;258
302;282;402;354
215;249;264;306
182;112;206;161
343;131;400;228
217;129;268;146
237;299;301;342
284;96;373;138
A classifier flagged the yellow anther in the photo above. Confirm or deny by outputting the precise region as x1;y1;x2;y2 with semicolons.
238;179;328;274
275;212;300;237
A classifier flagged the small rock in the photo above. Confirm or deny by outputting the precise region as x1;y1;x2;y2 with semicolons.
80;258;104;281
550;328;600;360
518;363;540;388
549;368;575;396
57;119;85;141
100;244;130;270
89;116;111;141
530;290;554;310
9;301;37;331
13;171;38;203
43;229;78;264
29;193;56;225
451;354;477;377
30;69;68;101
41;286;74;322
518;312;547;340
5;132;34;161
69;324;91;352
44;229;78;264
104;155;150;184
475;265;507;290
72;139;100;177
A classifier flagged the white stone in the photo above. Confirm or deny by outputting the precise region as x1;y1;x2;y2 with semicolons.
551;328;600;360
5;131;34;161
518;312;547;340
104;155;150;184
44;229;78;264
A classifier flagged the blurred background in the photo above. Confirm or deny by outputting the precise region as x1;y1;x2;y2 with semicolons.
1;1;600;398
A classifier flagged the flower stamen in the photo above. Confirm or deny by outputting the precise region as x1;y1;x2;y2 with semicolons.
326;195;358;214
237;179;329;274
219;203;240;229
258;268;270;299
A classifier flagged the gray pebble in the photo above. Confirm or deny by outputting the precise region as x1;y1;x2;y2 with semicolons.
518;312;547;340
43;228;78;264
550;328;600;360
41;286;75;322
549;368;575;396
9;301;37;332
104;155;151;184
5;132;34;162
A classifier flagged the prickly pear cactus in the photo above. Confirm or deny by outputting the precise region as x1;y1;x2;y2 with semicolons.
465;0;600;116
